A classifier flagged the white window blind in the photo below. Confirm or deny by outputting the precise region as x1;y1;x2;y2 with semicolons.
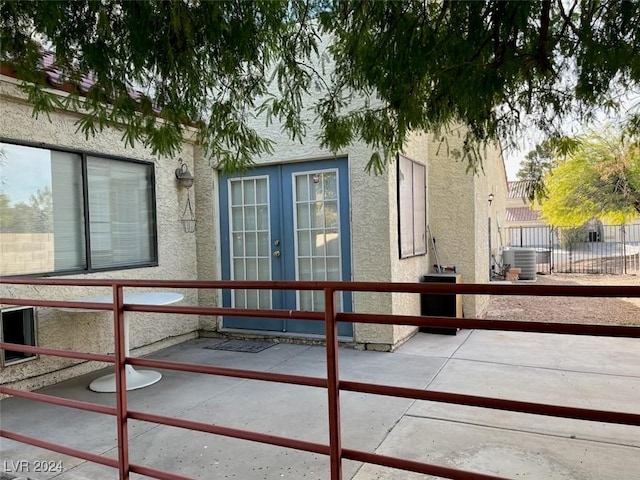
88;157;155;269
398;154;427;258
51;150;86;271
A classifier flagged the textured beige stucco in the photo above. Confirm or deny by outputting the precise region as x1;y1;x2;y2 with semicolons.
193;145;220;330
0;78;200;390
215;57;507;347
233;112;395;346
386;132;431;348
427;128;508;318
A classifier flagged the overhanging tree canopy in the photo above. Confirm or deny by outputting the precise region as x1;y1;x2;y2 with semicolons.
1;0;639;172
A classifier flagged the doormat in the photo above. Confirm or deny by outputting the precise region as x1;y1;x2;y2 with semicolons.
204;340;274;353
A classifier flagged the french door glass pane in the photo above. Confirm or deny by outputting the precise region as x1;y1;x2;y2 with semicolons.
228;177;272;309
256;179;268;203
326;230;339;256
324;173;337;199
296;176;309;201
311;203;325;228
326;258;341;280
257;232;269;256
298;258;312;280
233;233;243;254
245;232;257;256
294;171;342;311
231;182;243;206
297;231;311;257
296;203;310;228
246;258;258;280
324;201;338;228
244;181;255;204
257;205;269;229
244;207;256;230
231;207;243;231
258;258;271;280
311;231;326;256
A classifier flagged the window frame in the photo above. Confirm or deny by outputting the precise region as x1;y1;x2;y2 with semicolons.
397;153;427;259
0;306;38;367
0;138;159;276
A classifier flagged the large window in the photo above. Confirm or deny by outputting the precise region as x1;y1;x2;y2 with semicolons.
398;154;427;258
0;141;157;275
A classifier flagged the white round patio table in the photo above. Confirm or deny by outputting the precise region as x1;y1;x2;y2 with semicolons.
59;292;184;392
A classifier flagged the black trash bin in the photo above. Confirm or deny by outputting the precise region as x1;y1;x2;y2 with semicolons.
419;273;462;335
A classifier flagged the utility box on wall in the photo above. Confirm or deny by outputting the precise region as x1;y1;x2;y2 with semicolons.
419;273;463;334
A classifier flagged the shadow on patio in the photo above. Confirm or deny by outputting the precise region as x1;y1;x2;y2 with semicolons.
2;328;639;480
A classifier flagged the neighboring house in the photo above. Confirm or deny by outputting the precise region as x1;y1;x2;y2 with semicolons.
503;180;640;275
504;180;640;246
0;62;508;391
505;180;550;248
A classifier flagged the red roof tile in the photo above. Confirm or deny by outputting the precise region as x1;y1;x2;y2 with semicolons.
506;207;540;222
3;52;147;104
507;180;533;199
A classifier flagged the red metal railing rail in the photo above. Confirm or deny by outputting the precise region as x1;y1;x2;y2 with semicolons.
1;277;639;480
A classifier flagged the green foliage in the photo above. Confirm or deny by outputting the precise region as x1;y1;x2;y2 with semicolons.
516;140;556;201
516;135;585;202
538;130;640;226
559;226;588;250
2;1;640;172
0;187;53;233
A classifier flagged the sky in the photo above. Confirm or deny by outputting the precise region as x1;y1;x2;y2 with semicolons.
503;152;523;180
500;90;640;181
0;143;52;204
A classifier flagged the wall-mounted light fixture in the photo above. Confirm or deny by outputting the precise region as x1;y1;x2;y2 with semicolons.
175;160;195;189
175;159;196;233
488;192;494;206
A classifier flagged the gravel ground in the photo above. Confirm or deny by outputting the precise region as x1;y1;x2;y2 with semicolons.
483;273;640;326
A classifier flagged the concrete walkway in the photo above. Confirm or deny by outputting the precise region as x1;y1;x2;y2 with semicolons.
1;330;639;480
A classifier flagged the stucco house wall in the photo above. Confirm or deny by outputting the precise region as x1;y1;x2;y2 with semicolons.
427;129;508;318
0;77;201;391
221;111;397;348
1;49;509;391
200;34;506;349
231;110;505;347
388;132;431;348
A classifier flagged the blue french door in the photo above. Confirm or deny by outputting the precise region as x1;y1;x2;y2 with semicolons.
219;158;353;337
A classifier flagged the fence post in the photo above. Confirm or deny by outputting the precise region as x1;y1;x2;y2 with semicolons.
113;284;130;480
324;287;342;480
622;225;627;275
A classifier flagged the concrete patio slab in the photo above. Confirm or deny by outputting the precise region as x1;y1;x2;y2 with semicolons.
1;330;639;480
422;359;640;412
448;330;640;376
350;416;640;480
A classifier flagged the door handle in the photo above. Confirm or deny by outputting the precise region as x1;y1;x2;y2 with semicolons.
273;250;281;257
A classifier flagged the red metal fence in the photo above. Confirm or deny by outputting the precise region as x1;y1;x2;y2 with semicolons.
1;277;639;480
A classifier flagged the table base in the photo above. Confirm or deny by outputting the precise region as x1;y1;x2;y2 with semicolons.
89;365;162;393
